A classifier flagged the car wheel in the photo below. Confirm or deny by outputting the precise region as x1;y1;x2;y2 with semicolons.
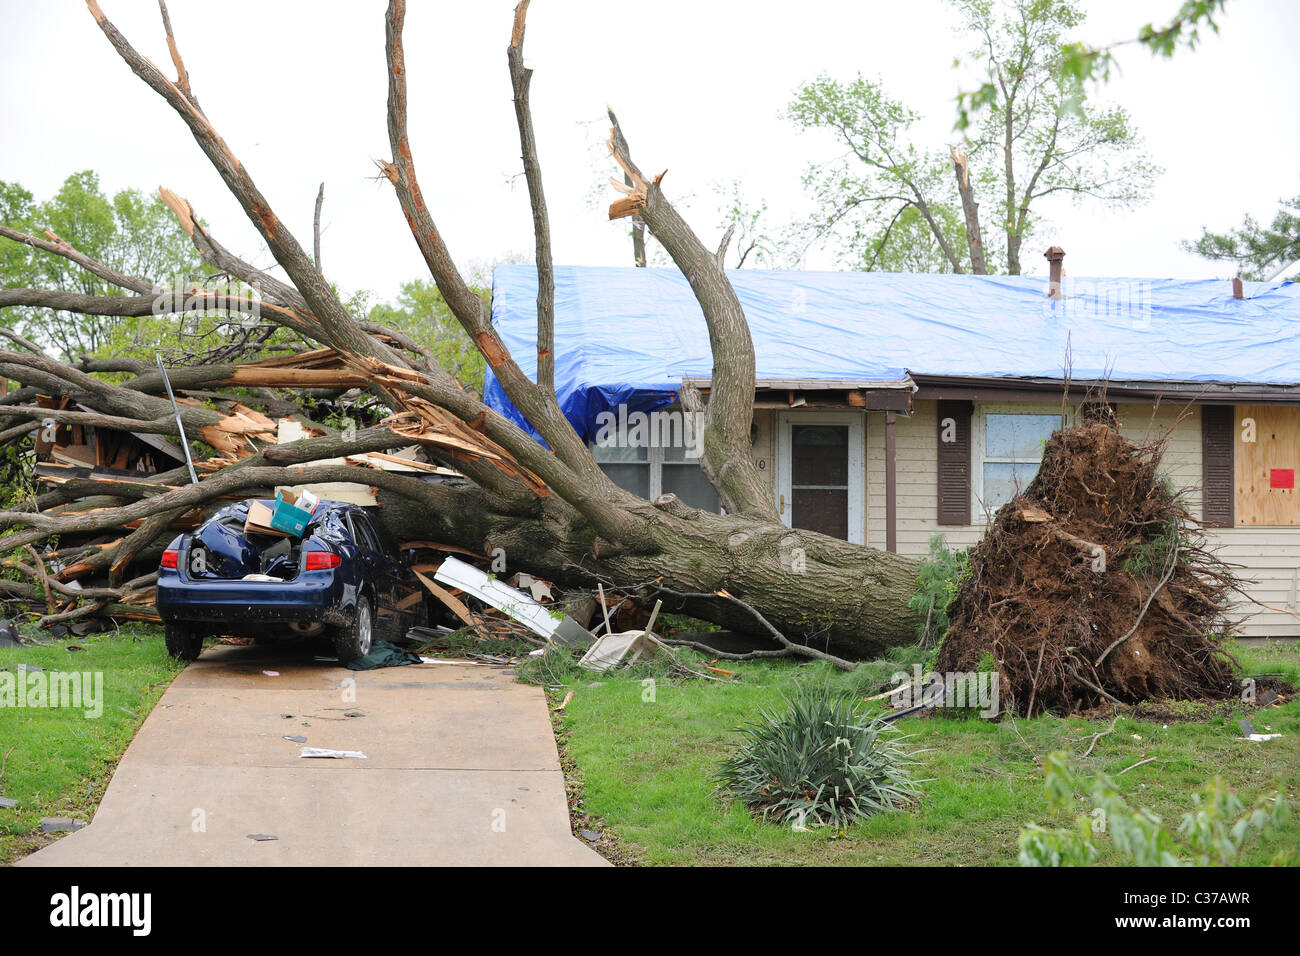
332;596;374;664
164;624;203;662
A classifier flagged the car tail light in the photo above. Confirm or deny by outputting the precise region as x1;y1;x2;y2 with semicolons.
161;549;179;569
304;551;341;571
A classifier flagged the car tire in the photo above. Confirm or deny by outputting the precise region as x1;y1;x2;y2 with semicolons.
331;595;374;664
164;624;203;662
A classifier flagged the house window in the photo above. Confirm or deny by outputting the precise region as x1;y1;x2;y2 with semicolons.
591;439;720;512
591;438;650;499
975;407;1060;514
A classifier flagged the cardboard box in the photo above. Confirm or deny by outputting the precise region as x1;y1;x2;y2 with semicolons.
244;500;289;537
270;491;312;537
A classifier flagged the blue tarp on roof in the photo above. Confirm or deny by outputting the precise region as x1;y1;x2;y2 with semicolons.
487;264;1300;442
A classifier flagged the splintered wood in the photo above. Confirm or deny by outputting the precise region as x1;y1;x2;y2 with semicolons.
24;347;548;620
199;404;278;461
359;357;549;494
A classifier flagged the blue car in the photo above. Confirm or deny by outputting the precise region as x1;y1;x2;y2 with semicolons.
157;499;426;663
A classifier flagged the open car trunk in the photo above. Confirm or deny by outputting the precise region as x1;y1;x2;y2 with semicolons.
188;501;313;582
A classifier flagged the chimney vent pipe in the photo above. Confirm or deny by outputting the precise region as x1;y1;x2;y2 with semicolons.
1044;246;1065;299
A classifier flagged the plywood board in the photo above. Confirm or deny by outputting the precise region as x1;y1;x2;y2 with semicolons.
1235;406;1300;527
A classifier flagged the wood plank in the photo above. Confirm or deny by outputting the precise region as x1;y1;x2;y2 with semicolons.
412;569;487;637
396;589;424;611
275;482;378;507
349;451;453;473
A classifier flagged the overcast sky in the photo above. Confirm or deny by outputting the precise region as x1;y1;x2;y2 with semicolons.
1;0;1296;304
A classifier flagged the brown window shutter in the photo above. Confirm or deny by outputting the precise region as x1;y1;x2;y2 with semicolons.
937;400;973;525
1201;405;1234;528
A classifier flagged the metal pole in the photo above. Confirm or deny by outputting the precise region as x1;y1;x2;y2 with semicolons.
157;352;199;485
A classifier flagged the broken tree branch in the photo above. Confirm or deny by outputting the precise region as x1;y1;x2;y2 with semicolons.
605;110;776;520
313;181;325;273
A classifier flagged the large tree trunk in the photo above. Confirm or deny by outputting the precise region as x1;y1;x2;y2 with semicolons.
374;484;919;656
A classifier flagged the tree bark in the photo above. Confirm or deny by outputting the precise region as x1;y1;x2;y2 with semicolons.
371;483;919;657
951;147;988;275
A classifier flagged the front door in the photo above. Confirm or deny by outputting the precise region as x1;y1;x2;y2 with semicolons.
776;411;865;544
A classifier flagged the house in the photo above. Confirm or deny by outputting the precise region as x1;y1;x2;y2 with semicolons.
487;259;1300;638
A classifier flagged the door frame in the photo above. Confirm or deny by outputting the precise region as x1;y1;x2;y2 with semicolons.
775;410;866;544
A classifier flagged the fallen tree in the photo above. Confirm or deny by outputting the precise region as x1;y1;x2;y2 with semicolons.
0;0;922;658
935;417;1240;715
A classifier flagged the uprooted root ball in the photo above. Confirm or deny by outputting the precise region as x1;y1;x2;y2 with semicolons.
934;422;1239;716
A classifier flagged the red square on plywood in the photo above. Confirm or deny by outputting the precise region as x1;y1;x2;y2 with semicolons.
1270;468;1295;490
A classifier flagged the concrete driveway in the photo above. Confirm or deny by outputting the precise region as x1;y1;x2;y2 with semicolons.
19;643;606;866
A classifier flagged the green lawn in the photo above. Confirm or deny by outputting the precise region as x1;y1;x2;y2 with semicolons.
0;625;181;864
541;639;1300;866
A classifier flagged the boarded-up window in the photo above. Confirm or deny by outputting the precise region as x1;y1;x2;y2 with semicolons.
937;400;972;525
1234;406;1300;526
1201;406;1234;528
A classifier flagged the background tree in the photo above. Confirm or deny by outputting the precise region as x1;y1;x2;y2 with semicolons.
789;0;1158;275
1184;194;1300;281
713;180;793;270
0;171;206;358
368;278;487;393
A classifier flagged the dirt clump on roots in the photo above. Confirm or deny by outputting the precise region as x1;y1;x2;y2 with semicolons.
934;420;1240;716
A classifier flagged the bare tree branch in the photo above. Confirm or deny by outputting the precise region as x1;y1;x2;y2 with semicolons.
379;0;628;500
86;0;406;368
313;181;325;273
507;0;555;397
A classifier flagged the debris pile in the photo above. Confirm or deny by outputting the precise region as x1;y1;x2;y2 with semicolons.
410;559;730;680
1;347;529;633
935;421;1239;716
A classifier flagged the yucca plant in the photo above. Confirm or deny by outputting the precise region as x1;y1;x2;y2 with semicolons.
716;684;922;829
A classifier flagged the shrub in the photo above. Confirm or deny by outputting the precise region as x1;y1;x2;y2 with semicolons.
716;684;922;829
1018;751;1289;866
907;534;968;648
